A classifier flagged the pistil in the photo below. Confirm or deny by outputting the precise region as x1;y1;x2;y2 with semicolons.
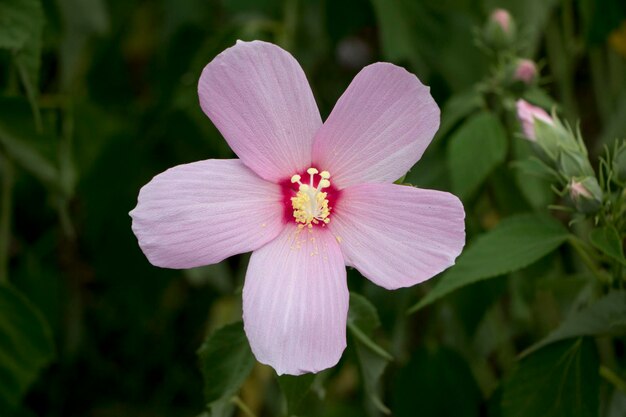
290;168;332;228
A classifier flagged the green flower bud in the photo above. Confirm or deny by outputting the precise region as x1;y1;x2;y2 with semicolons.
569;177;603;214
533;118;562;161
557;148;594;178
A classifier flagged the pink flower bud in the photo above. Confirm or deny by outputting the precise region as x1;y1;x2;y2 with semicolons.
569;180;592;199
569;177;603;214
514;59;538;84
491;9;512;34
516;99;553;141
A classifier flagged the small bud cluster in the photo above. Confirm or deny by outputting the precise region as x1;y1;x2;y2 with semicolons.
478;8;626;223
515;99;605;215
479;9;539;95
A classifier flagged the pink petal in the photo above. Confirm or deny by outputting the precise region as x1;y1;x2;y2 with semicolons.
243;226;348;375
329;184;465;289
312;63;440;189
198;40;322;182
130;159;284;268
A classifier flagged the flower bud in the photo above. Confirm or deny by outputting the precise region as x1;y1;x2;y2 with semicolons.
516;100;583;164
492;9;512;34
569;177;603;214
557;148;594;178
483;9;516;50
513;59;538;85
516;99;553;141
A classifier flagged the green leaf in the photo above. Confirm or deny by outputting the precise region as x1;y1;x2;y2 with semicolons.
0;0;41;50
438;89;485;139
57;0;109;88
448;112;508;199
278;374;316;417
347;292;381;336
197;321;255;406
369;0;426;74
347;293;392;361
0;283;55;411
512;155;559;181
502;338;599;417
512;139;555;209
0;0;45;126
349;324;392;362
590;226;626;265
370;0;486;90
408;214;569;313
404;138;450;190
348;292;391;414
354;343;390;415
206;399;234;417
522;291;626;356
393;346;482;417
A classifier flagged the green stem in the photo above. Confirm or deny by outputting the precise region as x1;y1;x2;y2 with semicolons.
231;395;257;417
15;56;42;133
58;98;76;238
348;322;394;361
600;365;626;394
0;152;14;284
567;236;606;283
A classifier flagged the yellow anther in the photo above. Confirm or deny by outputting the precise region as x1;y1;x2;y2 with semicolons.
319;179;331;188
299;184;309;191
290;174;301;183
307;167;319;175
320;171;330;179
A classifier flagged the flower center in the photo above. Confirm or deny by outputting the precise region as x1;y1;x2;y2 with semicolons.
290;168;331;229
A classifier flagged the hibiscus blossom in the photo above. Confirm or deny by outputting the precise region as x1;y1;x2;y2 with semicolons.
130;40;465;375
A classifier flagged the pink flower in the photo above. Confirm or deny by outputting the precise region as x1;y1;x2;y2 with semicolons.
514;59;537;84
516;99;553;141
130;41;466;375
491;9;512;34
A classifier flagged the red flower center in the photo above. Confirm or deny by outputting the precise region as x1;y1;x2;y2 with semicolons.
280;167;341;228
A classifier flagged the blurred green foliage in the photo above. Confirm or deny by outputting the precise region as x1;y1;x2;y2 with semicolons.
1;0;626;416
